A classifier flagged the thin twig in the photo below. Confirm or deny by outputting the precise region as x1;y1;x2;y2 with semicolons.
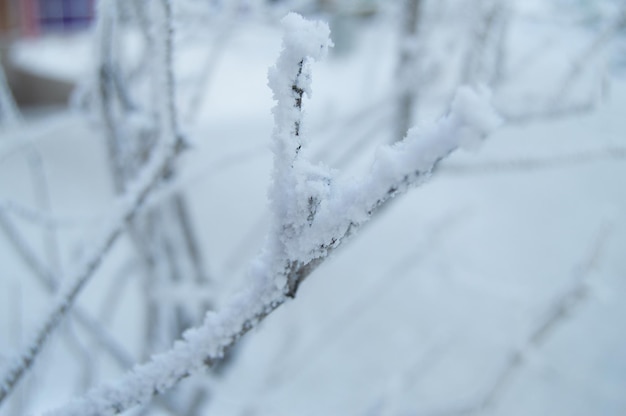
395;0;423;141
0;64;19;126
552;7;626;106
440;146;626;176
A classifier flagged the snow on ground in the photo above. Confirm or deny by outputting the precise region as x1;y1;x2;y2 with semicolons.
1;4;626;416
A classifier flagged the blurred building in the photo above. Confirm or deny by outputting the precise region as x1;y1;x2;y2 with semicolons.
0;0;93;108
0;0;94;38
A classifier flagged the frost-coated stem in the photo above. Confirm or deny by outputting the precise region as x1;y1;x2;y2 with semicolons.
155;0;179;146
461;0;505;86
38;14;500;416
395;0;422;142
98;0;126;193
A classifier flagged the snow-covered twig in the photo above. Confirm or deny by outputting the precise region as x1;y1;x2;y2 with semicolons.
461;0;509;87
395;0;423;141
36;13;500;415
155;0;179;147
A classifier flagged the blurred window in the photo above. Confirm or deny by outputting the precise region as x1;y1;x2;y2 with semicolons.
38;0;94;32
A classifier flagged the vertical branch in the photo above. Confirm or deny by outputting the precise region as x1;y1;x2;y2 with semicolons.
7;283;24;416
395;0;422;142
490;2;510;88
172;195;209;286
461;0;502;86
155;0;211;303
0;63;19;127
97;0;127;193
266;13;333;295
155;0;180;147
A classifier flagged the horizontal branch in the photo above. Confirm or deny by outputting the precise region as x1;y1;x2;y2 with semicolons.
440;146;626;175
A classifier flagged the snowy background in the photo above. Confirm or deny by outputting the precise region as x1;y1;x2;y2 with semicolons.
1;0;626;415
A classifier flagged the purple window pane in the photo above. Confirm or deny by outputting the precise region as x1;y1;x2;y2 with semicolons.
38;0;93;31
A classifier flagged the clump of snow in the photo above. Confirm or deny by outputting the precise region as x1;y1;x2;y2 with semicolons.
267;13;332;105
280;13;333;70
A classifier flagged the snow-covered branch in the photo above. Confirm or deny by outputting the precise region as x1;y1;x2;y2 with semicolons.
37;13;500;416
